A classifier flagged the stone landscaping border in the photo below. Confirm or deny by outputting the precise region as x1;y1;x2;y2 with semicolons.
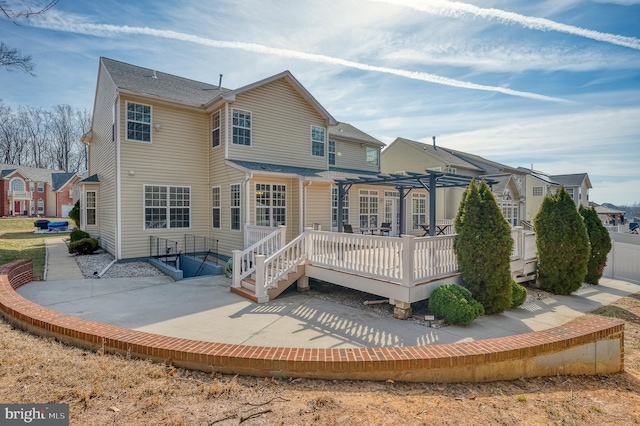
0;260;625;382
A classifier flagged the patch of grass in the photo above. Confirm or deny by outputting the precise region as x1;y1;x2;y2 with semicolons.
517;395;526;402
0;218;66;279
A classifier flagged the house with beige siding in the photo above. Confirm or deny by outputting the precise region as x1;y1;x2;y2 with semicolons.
381;137;526;225
81;57;433;261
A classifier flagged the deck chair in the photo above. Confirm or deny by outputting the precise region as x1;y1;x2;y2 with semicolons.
342;223;354;233
379;222;391;236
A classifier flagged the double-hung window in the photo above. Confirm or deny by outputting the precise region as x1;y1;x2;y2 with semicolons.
328;140;336;166
532;186;543;197
311;125;325;157
37;199;44;214
366;147;379;166
86;191;97;225
230;184;241;230
37;182;44;192
144;185;190;229
331;187;349;229
211;111;221;148
255;184;286;227
212;186;221;228
566;188;575;200
126;102;151;142
232;109;251;146
359;189;378;229
412;193;426;230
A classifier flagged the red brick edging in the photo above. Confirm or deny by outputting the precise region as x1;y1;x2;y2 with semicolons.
0;260;625;382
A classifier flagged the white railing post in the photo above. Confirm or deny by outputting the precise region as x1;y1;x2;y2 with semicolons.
401;234;414;287
231;250;241;288
304;227;314;259
255;255;267;302
278;225;287;248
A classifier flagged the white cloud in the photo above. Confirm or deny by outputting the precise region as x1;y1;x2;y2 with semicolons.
371;0;640;50
27;11;568;103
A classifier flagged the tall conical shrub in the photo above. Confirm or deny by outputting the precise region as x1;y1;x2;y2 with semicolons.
534;187;590;294
579;205;612;284
454;179;513;314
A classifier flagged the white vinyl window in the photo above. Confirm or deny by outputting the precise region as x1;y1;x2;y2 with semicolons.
532;186;543;197
144;185;190;229
211;110;221;148
366;147;379;166
328;140;336;166
86;191;97;225
446;167;457;174
230;184;241;230
566;188;575;200
37;199;44;213
331;187;349;229
212;186;221;229
311;125;325;157
359;189;378;229
255;183;286;227
126;102;151;142
232;109;251;146
10;179;24;192
37;182;44;192
412;193;426;230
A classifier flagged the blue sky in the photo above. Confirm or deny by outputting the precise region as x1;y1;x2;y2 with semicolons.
1;0;639;205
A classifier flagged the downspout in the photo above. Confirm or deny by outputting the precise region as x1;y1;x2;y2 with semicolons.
302;180;312;233
115;94;122;260
244;171;253;227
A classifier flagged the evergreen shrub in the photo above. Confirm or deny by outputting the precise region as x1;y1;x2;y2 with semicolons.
68;238;99;255
68;200;80;228
70;229;90;243
534;187;590;295
454;179;513;314
579;205;612;285
511;281;527;308
429;284;484;326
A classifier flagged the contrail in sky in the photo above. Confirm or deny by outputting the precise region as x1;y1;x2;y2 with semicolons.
372;0;640;51
31;19;568;103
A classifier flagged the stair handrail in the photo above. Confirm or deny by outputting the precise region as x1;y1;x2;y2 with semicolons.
232;225;286;288
254;229;310;299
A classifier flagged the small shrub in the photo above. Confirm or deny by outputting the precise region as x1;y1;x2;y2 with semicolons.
68;238;99;255
429;284;484;326
68;200;80;228
70;229;90;243
511;281;527;308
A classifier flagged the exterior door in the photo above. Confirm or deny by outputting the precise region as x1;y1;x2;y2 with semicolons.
384;192;399;236
14;201;20;215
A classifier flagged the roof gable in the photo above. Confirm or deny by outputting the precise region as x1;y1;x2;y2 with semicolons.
220;71;337;126
389;138;484;172
51;172;77;191
329;122;384;147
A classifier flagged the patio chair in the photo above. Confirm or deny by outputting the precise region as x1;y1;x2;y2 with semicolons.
343;223;354;233
380;222;391;236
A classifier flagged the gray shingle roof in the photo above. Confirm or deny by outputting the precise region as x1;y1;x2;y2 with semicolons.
0;163;66;185
329;122;385;147
443;149;522;175
550;173;590;188
393;138;484;172
101;57;226;107
80;174;100;183
51;172;77;191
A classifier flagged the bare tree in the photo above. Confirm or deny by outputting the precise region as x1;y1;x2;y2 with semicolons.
0;0;59;75
18;106;52;168
0;103;25;164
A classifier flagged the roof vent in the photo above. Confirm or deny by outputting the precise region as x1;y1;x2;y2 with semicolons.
152;70;157;79
218;74;223;90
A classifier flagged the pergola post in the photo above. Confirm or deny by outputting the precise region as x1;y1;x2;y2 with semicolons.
429;173;437;237
398;186;406;235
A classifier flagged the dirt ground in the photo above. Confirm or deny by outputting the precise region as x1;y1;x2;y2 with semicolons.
1;293;639;425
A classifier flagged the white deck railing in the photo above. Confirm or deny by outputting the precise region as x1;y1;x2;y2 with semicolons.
232;225;286;288
254;231;309;301
242;227;535;300
244;224;282;249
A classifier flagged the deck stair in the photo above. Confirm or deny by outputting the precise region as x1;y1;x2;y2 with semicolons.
232;262;305;302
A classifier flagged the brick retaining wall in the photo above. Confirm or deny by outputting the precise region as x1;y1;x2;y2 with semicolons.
0;260;625;382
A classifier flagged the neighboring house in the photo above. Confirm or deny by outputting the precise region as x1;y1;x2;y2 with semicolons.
81;57;424;261
381;137;525;225
0;163;78;218
549;173;592;208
